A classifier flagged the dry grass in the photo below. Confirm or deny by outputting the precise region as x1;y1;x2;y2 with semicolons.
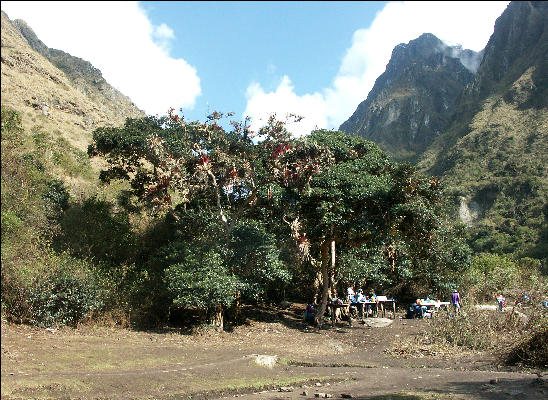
388;304;548;369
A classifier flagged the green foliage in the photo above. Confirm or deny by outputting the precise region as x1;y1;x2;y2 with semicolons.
280;130;470;299
2;108;53;320
463;253;520;302
28;254;104;327
230;220;292;302
1;107;23;140
461;253;548;303
54;197;137;267
164;244;241;311
43;179;70;213
30;129;94;180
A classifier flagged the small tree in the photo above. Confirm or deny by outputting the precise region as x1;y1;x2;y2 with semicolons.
164;244;240;330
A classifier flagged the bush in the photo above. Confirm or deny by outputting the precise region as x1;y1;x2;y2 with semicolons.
55;197;137;267
431;305;517;350
43;179;70;213
504;324;548;368
463;253;518;302
28;255;104;328
164;248;241;312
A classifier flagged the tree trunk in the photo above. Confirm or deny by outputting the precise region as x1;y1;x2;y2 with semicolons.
329;239;337;299
209;304;224;332
314;239;331;328
313;268;322;304
230;291;241;323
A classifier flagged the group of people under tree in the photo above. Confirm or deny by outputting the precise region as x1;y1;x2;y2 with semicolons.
305;285;385;323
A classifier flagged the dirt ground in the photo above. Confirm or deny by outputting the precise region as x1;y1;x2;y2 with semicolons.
1;304;546;400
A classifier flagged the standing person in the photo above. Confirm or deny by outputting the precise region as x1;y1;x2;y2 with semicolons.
451;289;461;314
370;290;378;317
496;293;505;311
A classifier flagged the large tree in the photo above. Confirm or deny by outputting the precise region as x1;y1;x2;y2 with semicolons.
273;130;470;326
88;112;315;328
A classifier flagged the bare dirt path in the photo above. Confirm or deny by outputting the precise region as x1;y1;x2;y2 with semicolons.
2;304;546;400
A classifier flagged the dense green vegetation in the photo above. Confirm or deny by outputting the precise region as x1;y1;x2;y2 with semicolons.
1;107;545;335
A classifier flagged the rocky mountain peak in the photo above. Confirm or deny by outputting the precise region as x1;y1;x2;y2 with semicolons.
388;33;484;75
339;33;478;162
466;1;548;101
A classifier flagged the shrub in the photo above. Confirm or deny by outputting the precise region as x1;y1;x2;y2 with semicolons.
43;179;70;212
55;197;137;267
504;324;548;368
28;255;104;328
431;305;517;350
461;253;547;305
164;248;241;312
463;253;520;302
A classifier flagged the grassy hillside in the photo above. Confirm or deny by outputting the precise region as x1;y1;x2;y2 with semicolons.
1;12;148;324
420;69;547;261
1;11;143;197
417;3;548;264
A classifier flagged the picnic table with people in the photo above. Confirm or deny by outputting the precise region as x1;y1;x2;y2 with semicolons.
406;297;450;319
304;287;398;326
322;288;397;326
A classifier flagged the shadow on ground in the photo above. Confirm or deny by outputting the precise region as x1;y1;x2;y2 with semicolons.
351;376;546;400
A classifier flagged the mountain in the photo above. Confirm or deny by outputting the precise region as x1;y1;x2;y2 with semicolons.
420;1;548;175
420;1;548;261
339;33;481;162
1;11;144;155
11;17;143;123
340;1;548;263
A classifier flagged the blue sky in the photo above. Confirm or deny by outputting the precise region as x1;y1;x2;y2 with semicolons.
2;1;509;135
139;1;387;121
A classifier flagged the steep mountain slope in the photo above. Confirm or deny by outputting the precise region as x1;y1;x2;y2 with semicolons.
339;33;480;162
1;11;144;155
11;17;142;123
339;2;547;262
417;1;547;260
420;1;548;175
1;10;145;200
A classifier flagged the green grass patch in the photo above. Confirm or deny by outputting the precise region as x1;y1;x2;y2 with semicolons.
2;377;90;400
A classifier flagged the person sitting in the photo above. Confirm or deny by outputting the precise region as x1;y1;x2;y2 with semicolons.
413;302;423;318
406;304;415;319
347;286;355;302
304;304;315;323
351;290;365;319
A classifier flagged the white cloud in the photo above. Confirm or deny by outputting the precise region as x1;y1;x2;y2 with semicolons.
1;1;201;116
244;1;509;136
153;23;175;52
245;76;328;138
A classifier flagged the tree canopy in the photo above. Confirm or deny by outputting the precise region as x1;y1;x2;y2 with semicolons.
88;113;471;329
